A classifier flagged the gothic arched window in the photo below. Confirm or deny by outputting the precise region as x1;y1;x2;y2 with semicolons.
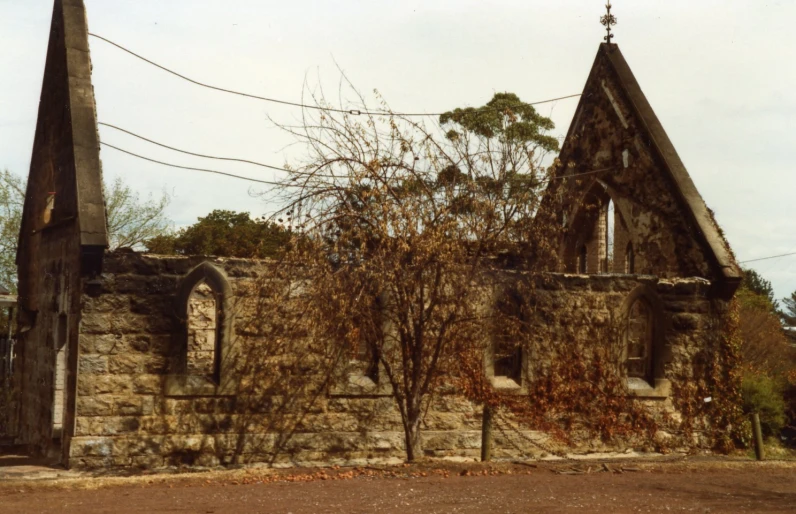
167;262;234;396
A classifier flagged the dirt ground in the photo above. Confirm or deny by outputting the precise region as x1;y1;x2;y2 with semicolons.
0;458;793;513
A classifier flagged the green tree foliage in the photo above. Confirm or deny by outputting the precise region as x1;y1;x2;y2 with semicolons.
0;170;24;294
438;92;561;245
145;210;290;259
741;268;778;311
440;92;559;150
781;290;796;327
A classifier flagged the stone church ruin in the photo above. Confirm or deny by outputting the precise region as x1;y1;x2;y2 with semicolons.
6;0;742;469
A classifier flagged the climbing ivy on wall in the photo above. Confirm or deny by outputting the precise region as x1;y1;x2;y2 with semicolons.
669;298;748;452
455;282;663;453
456;282;747;455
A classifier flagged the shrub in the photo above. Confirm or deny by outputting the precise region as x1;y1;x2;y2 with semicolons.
741;372;786;437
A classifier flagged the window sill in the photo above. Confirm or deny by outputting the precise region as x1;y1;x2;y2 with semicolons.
329;372;392;397
488;376;526;395
164;375;235;397
626;378;671;398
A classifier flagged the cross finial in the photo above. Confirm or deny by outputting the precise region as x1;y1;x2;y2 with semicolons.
600;2;617;44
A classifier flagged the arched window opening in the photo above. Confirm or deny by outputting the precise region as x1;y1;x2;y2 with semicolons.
578;245;588;274
167;262;234;396
626;298;653;384
626;242;635;274
186;281;219;381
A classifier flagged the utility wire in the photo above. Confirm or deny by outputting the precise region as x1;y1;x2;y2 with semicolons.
101;136;613;191
100;142;293;186
88;33;581;117
739;252;796;264
553;167;614;180
99;122;293;173
99;122;611;183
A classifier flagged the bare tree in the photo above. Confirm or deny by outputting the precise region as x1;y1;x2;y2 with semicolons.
264;86;563;461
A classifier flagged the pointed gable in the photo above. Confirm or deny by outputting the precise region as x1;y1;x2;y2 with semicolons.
555;43;740;296
16;0;107;309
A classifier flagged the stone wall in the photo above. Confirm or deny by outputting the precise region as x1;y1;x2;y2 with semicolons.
67;251;720;469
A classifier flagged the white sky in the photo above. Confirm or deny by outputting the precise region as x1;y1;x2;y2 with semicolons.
1;0;794;301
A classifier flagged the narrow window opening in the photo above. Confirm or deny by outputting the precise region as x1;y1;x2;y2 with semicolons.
493;291;525;385
1;306;14;389
353;295;381;383
626;298;653;384
42;192;55;224
52;314;67;439
186;282;219;382
494;345;523;384
578;245;587;274
595;202;608;273
626;242;635;274
606;199;615;272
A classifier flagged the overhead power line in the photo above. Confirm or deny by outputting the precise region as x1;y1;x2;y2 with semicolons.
101;134;614;190
100;142;291;186
99;120;618;190
88;33;581;117
99;121;613;183
99;122;292;173
739;252;796;264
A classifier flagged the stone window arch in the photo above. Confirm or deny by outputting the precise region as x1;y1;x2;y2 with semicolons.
166;262;235;396
619;285;671;397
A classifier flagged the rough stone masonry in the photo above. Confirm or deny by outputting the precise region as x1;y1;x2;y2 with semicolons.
66;252;717;469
